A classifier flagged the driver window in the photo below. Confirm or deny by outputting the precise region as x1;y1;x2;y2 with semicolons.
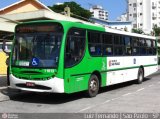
65;28;86;67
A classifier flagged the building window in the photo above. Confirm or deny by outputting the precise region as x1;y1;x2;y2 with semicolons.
140;23;143;26
130;14;132;16
133;24;137;28
133;13;137;17
140;13;143;16
129;4;132;6
133;3;137;7
140;3;142;5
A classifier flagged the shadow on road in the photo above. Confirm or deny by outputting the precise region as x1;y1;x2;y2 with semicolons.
0;76;7;87
10;91;85;104
8;78;152;104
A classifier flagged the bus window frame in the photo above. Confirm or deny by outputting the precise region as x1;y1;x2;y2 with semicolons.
88;30;103;57
11;23;64;69
64;27;87;68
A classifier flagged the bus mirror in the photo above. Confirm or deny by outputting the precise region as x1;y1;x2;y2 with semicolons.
2;39;11;55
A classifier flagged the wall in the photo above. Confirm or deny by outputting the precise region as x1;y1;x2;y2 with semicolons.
0;52;8;75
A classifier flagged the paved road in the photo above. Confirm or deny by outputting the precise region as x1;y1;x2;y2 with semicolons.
0;75;7;87
0;72;160;114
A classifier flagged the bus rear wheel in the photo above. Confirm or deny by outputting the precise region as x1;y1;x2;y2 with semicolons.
86;75;99;97
137;68;144;84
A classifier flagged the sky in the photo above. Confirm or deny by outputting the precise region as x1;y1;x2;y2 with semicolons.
0;0;127;20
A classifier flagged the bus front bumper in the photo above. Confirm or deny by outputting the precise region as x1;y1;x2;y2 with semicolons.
9;74;64;93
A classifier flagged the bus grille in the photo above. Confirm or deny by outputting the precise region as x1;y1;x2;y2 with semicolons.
13;74;51;81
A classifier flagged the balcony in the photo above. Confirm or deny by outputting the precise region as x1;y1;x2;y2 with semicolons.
152;13;157;19
152;3;157;9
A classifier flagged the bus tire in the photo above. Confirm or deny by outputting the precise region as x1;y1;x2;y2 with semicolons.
86;74;99;97
137;68;144;84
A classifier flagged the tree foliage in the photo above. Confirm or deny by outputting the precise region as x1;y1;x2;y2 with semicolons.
48;1;92;21
153;25;160;36
132;28;144;34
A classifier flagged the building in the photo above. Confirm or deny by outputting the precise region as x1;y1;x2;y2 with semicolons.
90;5;108;20
91;17;132;32
117;13;128;22
127;0;160;34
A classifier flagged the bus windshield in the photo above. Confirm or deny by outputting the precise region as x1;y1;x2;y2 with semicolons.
12;23;63;68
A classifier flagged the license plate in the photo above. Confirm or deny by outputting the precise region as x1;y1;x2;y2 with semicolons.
26;82;35;87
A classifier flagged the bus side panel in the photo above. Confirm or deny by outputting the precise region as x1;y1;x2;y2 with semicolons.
106;57;124;86
106;56;158;86
64;56;105;93
144;66;158;77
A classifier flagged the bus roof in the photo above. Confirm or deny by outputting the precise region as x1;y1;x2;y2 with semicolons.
16;20;156;40
16;20;105;32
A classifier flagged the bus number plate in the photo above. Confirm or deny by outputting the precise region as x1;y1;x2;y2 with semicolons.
26;82;35;87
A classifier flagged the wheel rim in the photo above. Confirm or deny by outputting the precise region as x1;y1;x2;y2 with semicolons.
139;71;143;82
89;79;98;92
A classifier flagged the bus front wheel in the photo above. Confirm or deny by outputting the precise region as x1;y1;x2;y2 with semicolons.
137;68;144;84
86;75;99;97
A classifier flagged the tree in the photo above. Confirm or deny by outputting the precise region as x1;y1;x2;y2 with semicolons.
153;25;160;36
132;28;144;34
48;1;92;21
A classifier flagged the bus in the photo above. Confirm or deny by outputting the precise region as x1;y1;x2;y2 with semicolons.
3;20;158;97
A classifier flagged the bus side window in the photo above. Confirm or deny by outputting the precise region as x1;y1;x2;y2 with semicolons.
152;40;157;55
113;35;124;56
65;28;86;67
124;36;132;56
88;32;102;56
103;46;113;56
102;33;113;56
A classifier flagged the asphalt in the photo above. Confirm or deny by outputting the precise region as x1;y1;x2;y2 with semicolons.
0;75;25;102
0;75;7;87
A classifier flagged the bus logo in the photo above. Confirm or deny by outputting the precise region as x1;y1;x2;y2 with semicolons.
31;57;39;66
2;113;7;119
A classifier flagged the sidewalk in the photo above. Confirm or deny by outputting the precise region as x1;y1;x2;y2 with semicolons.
0;75;22;102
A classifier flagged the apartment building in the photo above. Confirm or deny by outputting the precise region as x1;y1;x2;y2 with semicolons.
127;0;160;33
90;5;108;20
117;13;128;22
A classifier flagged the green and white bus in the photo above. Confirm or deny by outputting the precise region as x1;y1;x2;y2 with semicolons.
4;20;158;97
